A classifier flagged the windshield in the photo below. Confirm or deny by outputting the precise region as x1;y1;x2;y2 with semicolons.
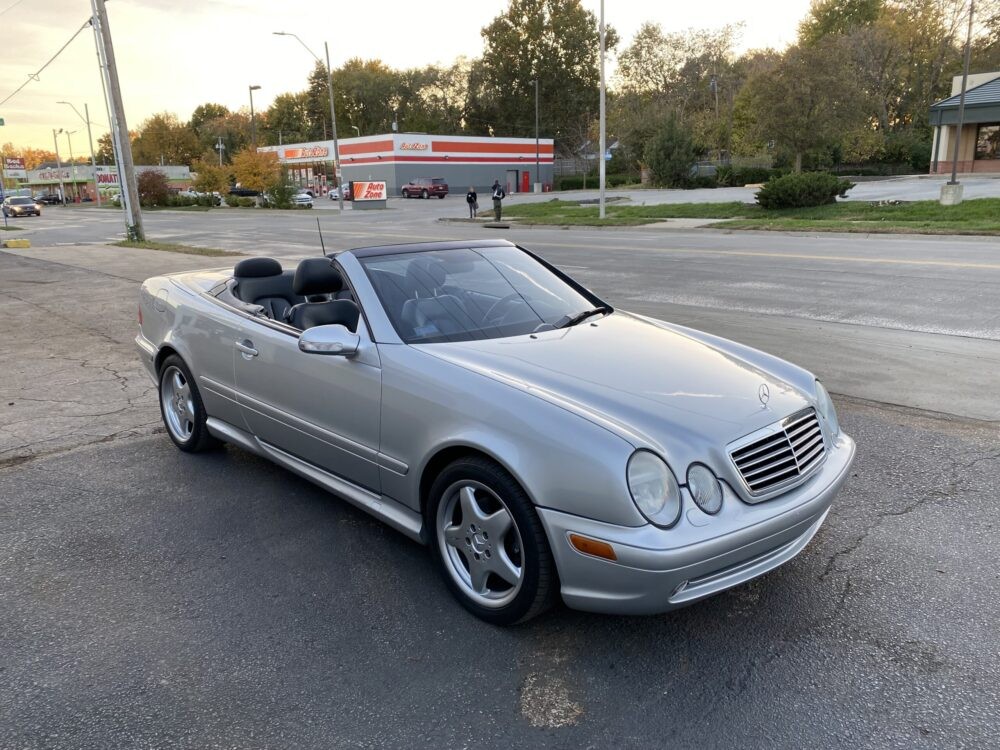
360;246;603;344
10;197;34;205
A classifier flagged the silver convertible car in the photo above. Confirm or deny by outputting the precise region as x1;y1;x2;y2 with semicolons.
136;239;855;624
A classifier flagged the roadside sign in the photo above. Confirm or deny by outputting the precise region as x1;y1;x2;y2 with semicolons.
3;156;27;180
352;181;387;201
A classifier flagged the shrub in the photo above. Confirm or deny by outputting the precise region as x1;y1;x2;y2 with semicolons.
689;175;718;189
137;169;171;207
268;174;298;209
756;172;855;209
236;197;256;208
224;193;240;207
643;114;697;188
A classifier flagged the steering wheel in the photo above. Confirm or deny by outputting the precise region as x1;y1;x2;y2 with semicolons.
483;293;524;325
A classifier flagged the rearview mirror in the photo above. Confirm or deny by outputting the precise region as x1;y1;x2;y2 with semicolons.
298;324;360;357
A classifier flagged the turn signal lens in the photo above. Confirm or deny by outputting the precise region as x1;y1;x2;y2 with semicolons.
569;534;617;561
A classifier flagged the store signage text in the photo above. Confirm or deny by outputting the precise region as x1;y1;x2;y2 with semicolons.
399;142;429;151
283;146;329;159
352;181;387;201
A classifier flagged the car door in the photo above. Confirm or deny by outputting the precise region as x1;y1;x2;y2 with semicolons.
232;315;382;492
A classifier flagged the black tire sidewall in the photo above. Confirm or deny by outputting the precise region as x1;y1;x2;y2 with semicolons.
158;354;215;453
427;457;554;625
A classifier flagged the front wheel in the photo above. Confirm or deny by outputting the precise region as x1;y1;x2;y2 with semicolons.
428;457;556;625
158;355;218;452
421;189;429;199
437;194;445;199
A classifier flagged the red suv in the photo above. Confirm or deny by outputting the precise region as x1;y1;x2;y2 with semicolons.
401;178;448;199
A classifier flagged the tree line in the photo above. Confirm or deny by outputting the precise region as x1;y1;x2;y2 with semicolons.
5;0;998;184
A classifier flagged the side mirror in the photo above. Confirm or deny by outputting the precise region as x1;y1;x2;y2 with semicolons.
298;324;360;357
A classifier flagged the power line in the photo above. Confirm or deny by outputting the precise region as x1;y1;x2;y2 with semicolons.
0;18;92;107
0;0;27;17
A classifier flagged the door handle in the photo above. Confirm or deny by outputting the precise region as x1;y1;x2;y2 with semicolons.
235;340;258;357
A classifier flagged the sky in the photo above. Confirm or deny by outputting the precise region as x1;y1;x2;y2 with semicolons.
0;0;813;153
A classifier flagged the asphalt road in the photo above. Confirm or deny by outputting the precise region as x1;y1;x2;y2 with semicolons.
1;207;999;748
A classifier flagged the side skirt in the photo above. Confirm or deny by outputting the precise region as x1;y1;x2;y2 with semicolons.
206;417;424;543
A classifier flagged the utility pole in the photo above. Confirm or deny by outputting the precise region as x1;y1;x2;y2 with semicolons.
249;85;261;148
91;0;144;240
52;129;67;205
598;0;606;219
324;42;344;211
59;102;102;207
65;130;78;201
534;78;540;192
947;0;975;192
216;136;225;167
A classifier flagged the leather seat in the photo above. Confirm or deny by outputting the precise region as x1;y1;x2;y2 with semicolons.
233;257;301;320
285;258;361;331
401;295;477;340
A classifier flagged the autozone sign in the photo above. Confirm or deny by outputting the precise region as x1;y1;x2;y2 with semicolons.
283;146;329;159
399;142;429;151
352;181;387;201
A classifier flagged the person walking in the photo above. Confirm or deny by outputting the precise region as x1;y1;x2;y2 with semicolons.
491;179;506;221
466;186;478;219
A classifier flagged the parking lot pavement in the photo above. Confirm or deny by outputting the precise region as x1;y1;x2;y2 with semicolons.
1;227;998;747
1;397;998;748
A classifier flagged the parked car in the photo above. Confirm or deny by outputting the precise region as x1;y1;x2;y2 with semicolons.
328;185;350;201
136;239;854;625
3;196;42;217
227;186;260;197
402;178;448;199
292;190;314;208
33;194;62;205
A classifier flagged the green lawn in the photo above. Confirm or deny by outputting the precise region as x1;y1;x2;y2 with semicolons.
504;197;1000;235
114;240;242;257
0;225;23;231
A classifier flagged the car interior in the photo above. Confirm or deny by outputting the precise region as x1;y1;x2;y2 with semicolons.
226;257;360;333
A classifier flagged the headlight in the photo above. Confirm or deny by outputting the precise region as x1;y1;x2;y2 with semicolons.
687;464;723;514
815;380;840;437
627;450;682;527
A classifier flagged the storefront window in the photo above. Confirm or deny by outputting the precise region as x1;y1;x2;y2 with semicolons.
975;124;1000;160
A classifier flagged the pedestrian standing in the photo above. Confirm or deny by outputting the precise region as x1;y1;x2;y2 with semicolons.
491;179;506;221
466;186;478;219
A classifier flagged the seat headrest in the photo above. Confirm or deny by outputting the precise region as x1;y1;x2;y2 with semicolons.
235;257;282;278
294;258;345;296
405;257;447;293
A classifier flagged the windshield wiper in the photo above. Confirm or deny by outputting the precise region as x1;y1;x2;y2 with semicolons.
556;306;611;329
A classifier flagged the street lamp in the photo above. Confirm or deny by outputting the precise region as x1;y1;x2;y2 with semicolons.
273;31;344;210
249;85;261;148
350;125;360;138
52;128;67;205
64;129;79;201
531;79;540;192
942;0;975;205
57;101;101;206
598;0;606;218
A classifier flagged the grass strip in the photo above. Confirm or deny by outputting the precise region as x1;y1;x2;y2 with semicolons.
114;240;242;257
504;197;1000;234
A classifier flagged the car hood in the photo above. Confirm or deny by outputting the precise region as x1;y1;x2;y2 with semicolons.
415;311;815;457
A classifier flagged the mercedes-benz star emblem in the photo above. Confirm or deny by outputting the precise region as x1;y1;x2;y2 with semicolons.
758;383;770;407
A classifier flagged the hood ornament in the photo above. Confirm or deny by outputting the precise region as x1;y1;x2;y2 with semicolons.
758;383;770;408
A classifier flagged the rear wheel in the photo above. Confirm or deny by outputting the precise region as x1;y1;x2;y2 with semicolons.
428;456;556;625
158;355;218;453
421;189;429;199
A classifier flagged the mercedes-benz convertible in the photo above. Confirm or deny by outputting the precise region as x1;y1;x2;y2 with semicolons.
136;239;855;624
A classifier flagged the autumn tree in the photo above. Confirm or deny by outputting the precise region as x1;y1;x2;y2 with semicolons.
191;159;229;194
137;169;171;206
231;149;281;193
467;0;616;155
131;113;201;166
0;144;58;169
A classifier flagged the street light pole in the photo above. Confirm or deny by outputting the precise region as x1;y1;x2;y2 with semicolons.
534;78;540;192
64;129;78;202
598;0;606;219
249;85;261;149
273;32;344;211
948;0;975;187
58;102;101;206
52;128;67;205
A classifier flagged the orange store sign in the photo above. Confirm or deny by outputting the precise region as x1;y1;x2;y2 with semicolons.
282;146;330;159
352;181;387;201
399;142;429;151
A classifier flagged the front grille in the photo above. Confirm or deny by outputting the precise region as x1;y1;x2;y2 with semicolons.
730;409;826;496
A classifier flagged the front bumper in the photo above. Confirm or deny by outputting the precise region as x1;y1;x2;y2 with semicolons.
538;433;855;615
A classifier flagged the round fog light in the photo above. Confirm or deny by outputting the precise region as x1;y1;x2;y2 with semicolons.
687;464;723;515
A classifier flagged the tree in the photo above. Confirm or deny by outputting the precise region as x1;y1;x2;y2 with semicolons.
334;58;403;136
131;113;201;166
262;92;311;145
96;133;115;164
191;159;229;194
467;0;616;155
305;60;335;140
189;103;230;134
643;114;698;187
137;169;170;206
799;0;884;45
231;149;281;193
0;144;58;169
735;39;869;171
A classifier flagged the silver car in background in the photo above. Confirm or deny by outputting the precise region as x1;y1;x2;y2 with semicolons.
136;239;854;624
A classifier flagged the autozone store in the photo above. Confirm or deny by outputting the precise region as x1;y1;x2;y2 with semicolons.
259;134;555;196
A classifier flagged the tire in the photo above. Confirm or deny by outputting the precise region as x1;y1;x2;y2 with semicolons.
158;354;218;453
427;456;557;625
402;190;409;199
437;194;445;199
421;189;429;199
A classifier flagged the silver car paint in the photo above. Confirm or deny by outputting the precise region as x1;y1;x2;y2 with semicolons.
136;243;855;615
